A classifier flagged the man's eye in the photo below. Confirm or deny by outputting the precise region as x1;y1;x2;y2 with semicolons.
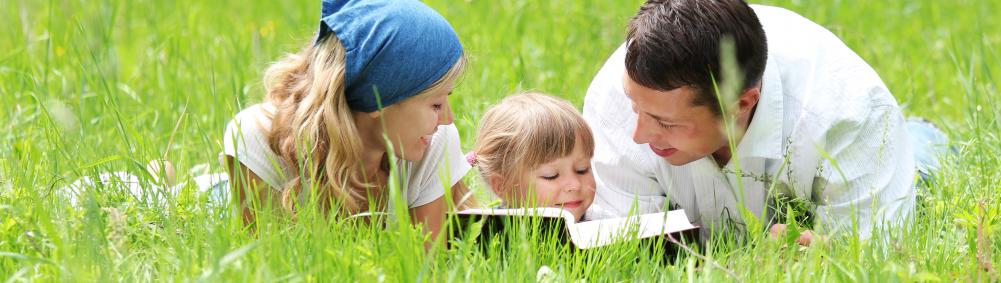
433;104;442;110
658;122;675;129
541;174;559;180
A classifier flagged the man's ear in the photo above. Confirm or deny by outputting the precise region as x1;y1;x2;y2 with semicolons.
737;85;761;115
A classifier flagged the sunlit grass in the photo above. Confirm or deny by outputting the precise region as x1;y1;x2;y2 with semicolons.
1;0;999;281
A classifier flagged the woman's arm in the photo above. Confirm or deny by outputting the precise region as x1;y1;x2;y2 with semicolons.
449;181;478;210
224;156;278;226
410;194;445;249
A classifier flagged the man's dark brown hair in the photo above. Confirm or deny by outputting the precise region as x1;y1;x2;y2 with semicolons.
625;0;767;116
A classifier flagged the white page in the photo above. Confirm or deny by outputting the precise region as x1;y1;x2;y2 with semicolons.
457;207;576;222
568;210;695;249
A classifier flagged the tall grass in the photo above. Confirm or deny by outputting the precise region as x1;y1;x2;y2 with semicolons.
1;0;999;281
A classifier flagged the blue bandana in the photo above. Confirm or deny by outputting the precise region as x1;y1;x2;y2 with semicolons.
317;0;463;113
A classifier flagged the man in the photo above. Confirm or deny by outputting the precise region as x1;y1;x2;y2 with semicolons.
583;0;917;244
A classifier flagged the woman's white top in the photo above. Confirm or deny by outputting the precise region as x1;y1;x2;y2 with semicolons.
223;103;470;209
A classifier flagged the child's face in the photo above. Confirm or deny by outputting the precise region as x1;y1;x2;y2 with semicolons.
515;137;596;220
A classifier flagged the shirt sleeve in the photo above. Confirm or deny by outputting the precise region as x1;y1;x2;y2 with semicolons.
407;124;471;208
583;43;670;220
811;103;916;240
222;104;288;191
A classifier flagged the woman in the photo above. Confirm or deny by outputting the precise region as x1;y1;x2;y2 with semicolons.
222;0;471;240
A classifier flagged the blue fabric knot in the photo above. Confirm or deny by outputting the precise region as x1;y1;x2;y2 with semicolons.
317;0;463;113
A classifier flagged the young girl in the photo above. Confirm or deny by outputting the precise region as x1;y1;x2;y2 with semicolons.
467;93;596;221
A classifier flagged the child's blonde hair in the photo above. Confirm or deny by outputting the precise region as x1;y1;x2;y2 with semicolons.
471;93;594;192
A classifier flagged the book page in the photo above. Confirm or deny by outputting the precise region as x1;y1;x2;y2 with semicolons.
568;210;695;249
457;207;577;222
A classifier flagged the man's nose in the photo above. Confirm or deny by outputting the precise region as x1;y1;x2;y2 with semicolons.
632;116;652;144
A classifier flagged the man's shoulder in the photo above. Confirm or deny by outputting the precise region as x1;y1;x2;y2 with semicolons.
582;43;632;130
750;5;826;35
752;5;898;131
750;5;807;22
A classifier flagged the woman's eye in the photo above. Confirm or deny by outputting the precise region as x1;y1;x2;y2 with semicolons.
541;174;559;180
575;167;590;175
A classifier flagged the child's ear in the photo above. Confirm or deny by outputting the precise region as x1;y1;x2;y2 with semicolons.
488;175;506;197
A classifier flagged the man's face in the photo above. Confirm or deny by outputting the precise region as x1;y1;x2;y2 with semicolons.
622;73;728;166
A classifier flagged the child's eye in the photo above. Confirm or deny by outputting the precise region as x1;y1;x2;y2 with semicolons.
541;174;559;180
575;167;590;175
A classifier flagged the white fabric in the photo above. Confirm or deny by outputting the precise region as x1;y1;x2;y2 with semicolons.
582;5;915;239
222;103;470;209
62;172;229;208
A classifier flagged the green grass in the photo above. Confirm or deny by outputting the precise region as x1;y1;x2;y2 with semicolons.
2;0;1000;281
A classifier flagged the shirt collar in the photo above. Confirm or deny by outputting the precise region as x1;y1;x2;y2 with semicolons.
733;55;784;160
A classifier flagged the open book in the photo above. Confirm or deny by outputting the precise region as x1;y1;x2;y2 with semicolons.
451;207;699;250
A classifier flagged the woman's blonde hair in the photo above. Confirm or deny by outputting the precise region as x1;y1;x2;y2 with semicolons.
262;36;465;215
471;93;594;192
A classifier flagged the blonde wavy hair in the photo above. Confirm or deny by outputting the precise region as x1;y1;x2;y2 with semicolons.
262;36;465;215
471;93;594;195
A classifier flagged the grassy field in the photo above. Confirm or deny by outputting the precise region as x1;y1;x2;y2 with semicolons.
2;0;1000;281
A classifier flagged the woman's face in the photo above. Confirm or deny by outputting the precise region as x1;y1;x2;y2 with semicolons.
379;81;456;162
511;136;596;221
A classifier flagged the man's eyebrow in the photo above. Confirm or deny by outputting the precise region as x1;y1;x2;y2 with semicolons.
646;112;675;123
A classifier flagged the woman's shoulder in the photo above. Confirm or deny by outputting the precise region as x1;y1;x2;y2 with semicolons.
225;103;277;137
430;123;460;143
231;103;276;125
222;102;288;190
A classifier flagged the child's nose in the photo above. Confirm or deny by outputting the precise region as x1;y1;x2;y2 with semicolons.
564;176;581;192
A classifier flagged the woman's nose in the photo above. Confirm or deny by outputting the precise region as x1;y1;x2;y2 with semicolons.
438;103;454;125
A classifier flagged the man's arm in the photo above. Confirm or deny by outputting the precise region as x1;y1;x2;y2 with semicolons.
586;122;670;218
583;43;670;219
810;104;916;240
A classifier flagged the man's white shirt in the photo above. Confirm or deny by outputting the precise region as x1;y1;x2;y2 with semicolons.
583;5;915;239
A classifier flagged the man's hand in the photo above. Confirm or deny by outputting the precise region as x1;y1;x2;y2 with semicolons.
769;223;822;246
